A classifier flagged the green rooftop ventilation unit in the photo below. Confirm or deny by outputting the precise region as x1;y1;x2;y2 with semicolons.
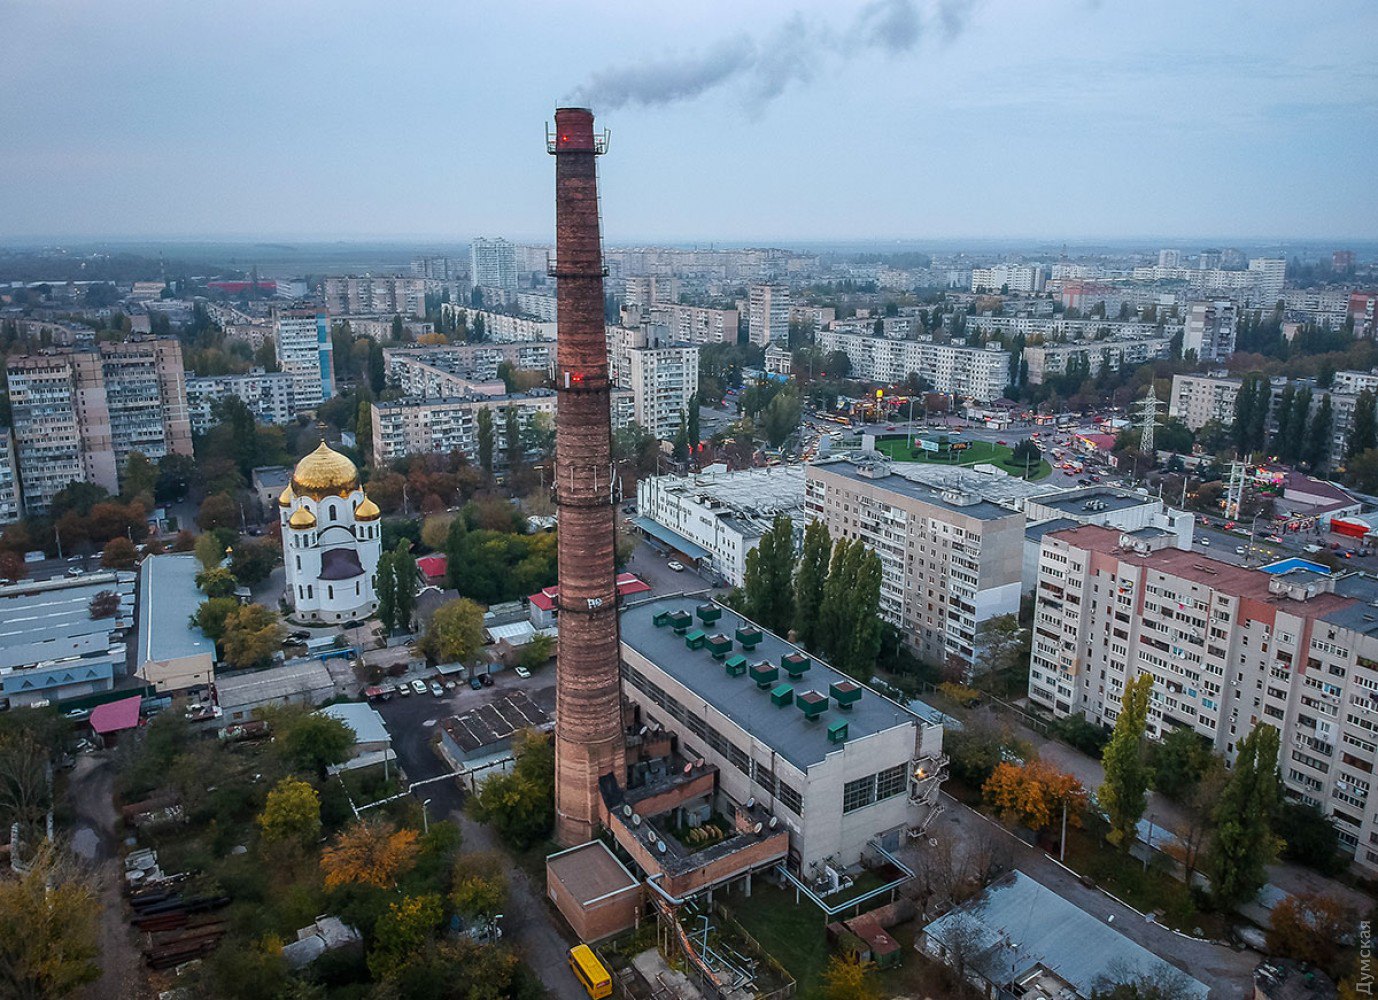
781;652;811;678
770;683;794;707
724;654;748;677
653;610;674;628
749;661;779;688
735;626;764;650
827;719;849;744
706;634;733;660
830;680;862;710
668;610;693;634
685;629;707;650
696;604;722;624
797;690;828;720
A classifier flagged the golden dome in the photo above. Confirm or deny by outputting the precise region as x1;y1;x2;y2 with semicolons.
288;507;317;529
291;441;359;499
278;484;295;507
354;496;381;521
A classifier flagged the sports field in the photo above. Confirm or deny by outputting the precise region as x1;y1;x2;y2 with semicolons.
873;436;1051;480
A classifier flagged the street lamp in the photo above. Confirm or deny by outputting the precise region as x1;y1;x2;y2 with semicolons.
422;798;432;836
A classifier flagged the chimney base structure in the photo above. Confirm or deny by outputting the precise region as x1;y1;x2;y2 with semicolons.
549;107;626;846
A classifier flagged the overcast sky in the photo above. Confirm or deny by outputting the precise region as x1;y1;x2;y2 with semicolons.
2;0;1374;243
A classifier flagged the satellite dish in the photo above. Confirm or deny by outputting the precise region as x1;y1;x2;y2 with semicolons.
622;804;633;817
639;726;648;736
632;814;642;827
746;797;756;809
753;822;762;835
695;758;705;769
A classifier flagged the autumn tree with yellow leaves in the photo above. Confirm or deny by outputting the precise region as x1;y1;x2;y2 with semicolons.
982;759;1087;834
320;819;420;890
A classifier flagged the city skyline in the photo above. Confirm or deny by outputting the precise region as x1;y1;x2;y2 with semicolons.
2;0;1375;242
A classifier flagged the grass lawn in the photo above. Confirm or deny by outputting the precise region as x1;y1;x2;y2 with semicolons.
873;437;1050;480
723;883;831;999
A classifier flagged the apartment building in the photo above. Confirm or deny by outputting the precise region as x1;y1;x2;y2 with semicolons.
607;323;700;440
789;305;836;329
649;303;739;345
370;388;633;465
437;304;555;343
814;329;1010;402
0;431;22;525
748;284;791;347
805;458;1024;671
470;237;519;292
966;316;1180;341
1333;370;1378;397
624;276;681;310
6;340;193;515
1183;300;1237;362
1028;523;1378;873
635;466;806;587
619;595;947;870
516;292;558;322
322;277;427;317
1022;336;1173;386
384;343;554;392
186;369;298;433
764;346;793;377
1169;373;1358;461
274;306;334;409
970;264;1045;294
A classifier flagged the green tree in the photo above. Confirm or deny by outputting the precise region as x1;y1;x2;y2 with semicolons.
392;541;417;631
741;514;795;634
356;399;374;463
841;542;883;679
821;953;878;1000
0;847;100;999
1206;723;1281;907
368;894;444;980
259;704;354;778
672;410;689;462
196;566;238;598
760;388;802;447
686;394;700;450
122;450;157;500
220;603;283;669
519;631;555;671
477;408;494;474
468;730;554;849
375;549;398;633
792;520;832;651
504;404;521;466
1284;387;1312;463
193;531;229;571
1347;389;1377;461
1098;673;1153;849
257;776;321;845
1271;383;1296;457
229;539;279;586
190;596;240;641
1305;393;1333;470
420;598;485;664
1010;438;1041;476
1275;801;1345;875
450;852;507;919
1147;726;1214;802
197;491;239;532
817;539;853;665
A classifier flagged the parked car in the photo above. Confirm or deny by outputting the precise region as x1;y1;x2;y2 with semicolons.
395;682;411;697
667;560;685;572
410;679;428;696
63;708;89;721
469;676;484;691
480;673;494;687
514;666;531;680
429;681;443;697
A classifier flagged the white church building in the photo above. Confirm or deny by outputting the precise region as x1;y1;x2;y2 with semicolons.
279;442;382;623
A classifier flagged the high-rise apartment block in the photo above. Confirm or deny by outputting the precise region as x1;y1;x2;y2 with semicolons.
970;264;1045;294
186;369;298;433
0;431;22;525
1248;257;1287;305
1182;300;1237;362
805;459;1024;671
607;324;699;440
470;237;519;292
274;306;334;410
748;284;791;347
6;340;193;515
321;277;427;317
648;304;739;345
1029;524;1378;873
814;329;1010;402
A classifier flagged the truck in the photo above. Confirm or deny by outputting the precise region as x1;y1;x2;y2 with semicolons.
23;551;44;564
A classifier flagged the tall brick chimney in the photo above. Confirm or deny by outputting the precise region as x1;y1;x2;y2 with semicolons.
549;107;625;845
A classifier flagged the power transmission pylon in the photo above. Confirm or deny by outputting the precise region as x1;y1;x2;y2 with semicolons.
1224;459;1247;521
1136;385;1164;454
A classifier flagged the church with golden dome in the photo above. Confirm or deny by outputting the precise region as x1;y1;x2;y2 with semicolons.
278;441;382;623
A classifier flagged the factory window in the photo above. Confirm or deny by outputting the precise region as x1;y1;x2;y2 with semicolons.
727;743;750;776
876;764;907;801
778;781;802;816
843;775;876;814
753;763;777;796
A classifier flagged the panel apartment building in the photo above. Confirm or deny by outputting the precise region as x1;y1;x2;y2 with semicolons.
748;284;791;347
814;329;1010;402
1029;523;1378;873
384;343;555;391
1169;373;1360;462
186;369;298;433
606;323;700;441
322;276;428;317
274;306;334;410
805;458;1024;671
6;339;193;515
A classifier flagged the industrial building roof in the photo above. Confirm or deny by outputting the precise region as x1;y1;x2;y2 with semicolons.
810;460;1021;522
0;573;133;672
545;841;640;905
319;702;389;745
1024;517;1080;544
216;660;333;710
619;595;925;771
923;871;1208;999
139;554;214;665
631;517;711;561
1033;488;1156;517
441;691;551;754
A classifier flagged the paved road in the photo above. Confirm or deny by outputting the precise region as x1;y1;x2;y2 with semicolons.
373;680;584;1000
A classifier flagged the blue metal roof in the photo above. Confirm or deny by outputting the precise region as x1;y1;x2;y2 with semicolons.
630;516;711;562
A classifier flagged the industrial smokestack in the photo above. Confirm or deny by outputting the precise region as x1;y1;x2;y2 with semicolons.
549;107;625;846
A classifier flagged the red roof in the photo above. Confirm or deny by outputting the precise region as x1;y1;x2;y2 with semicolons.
90;695;142;735
416;555;448;579
528;574;649;611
